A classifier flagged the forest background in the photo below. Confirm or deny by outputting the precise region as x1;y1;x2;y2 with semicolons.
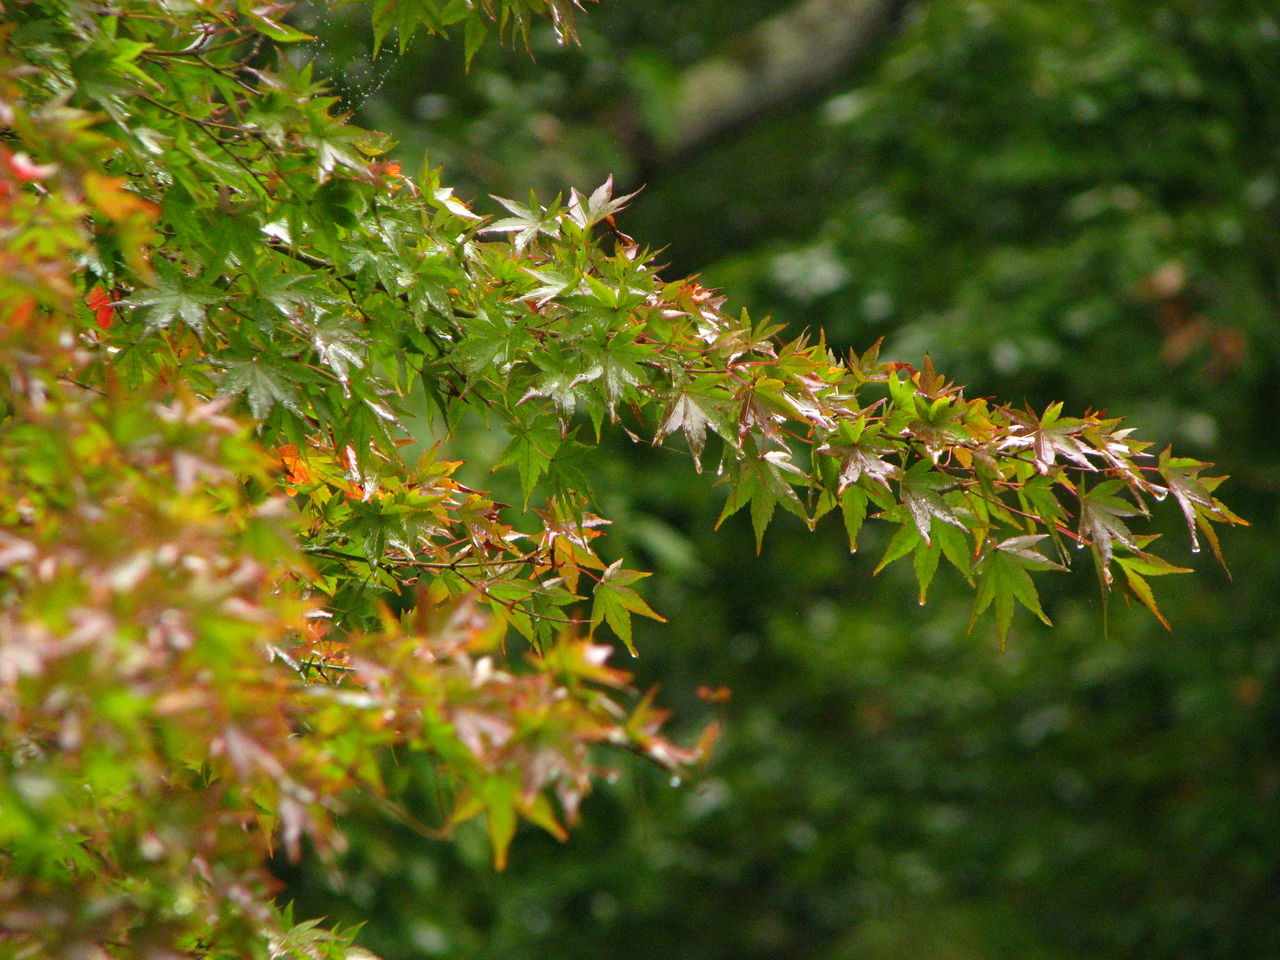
279;1;1280;959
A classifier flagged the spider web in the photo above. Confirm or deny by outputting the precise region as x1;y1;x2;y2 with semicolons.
291;2;411;114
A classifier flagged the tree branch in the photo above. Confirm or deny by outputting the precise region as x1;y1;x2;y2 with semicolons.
661;0;909;160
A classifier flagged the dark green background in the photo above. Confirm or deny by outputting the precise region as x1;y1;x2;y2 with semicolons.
278;2;1280;956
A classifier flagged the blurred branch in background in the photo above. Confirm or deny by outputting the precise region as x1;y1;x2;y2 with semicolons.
661;0;909;160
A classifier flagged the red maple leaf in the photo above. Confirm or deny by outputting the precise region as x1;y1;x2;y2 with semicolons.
85;285;116;330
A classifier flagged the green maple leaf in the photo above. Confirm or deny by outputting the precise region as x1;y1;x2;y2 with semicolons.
450;310;529;375
481;194;561;252
717;442;809;551
306;119;379;182
840;485;868;551
464;18;489;69
243;8;313;43
1115;550;1192;629
449;776;521;871
308;315;367;389
523;268;579;307
869;503;971;605
969;535;1065;645
494;426;560;506
520;362;588;422
657;392;713;470
129;279;217;334
900;461;966;546
1157;447;1248;564
216;358;305;420
1078;479;1142;588
255;272;318;316
595;331;650;414
590;560;666;655
912;522;973;602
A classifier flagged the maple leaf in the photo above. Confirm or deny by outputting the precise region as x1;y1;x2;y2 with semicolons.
969;535;1065;644
735;379;788;444
1157;447;1248;563
1078;479;1142;587
596;331;649;415
520;365;589;422
532;504;608;594
840;486;868;551
913;522;974;602
128;278;217;334
716;441;809;551
566;176;640;230
899;461;966;546
819;439;900;490
257;272;317;316
83;172;159;221
85;285;116;330
431;186;483;220
494;426;560;506
1083;419;1146;473
306;315;367;391
523;267;580;307
656;391;715;470
216;358;305;420
591;559;666;656
481;194;561;252
450;310;528;375
278;444;311;489
1000;402;1095;475
1115;551;1192;629
4;148;57;181
546;0;582;43
305;118;377;182
914;354;956;398
243;5;312;43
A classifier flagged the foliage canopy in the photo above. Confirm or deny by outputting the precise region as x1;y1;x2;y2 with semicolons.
0;1;1245;957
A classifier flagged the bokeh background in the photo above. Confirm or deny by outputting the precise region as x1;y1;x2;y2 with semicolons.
276;2;1280;957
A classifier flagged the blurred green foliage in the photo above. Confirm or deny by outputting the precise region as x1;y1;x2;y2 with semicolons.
282;1;1280;957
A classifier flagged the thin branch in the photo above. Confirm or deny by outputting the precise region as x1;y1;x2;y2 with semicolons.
659;0;910;161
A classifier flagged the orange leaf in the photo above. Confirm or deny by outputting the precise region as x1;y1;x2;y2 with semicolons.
696;685;732;704
83;172;158;222
85;285;115;330
278;444;311;488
